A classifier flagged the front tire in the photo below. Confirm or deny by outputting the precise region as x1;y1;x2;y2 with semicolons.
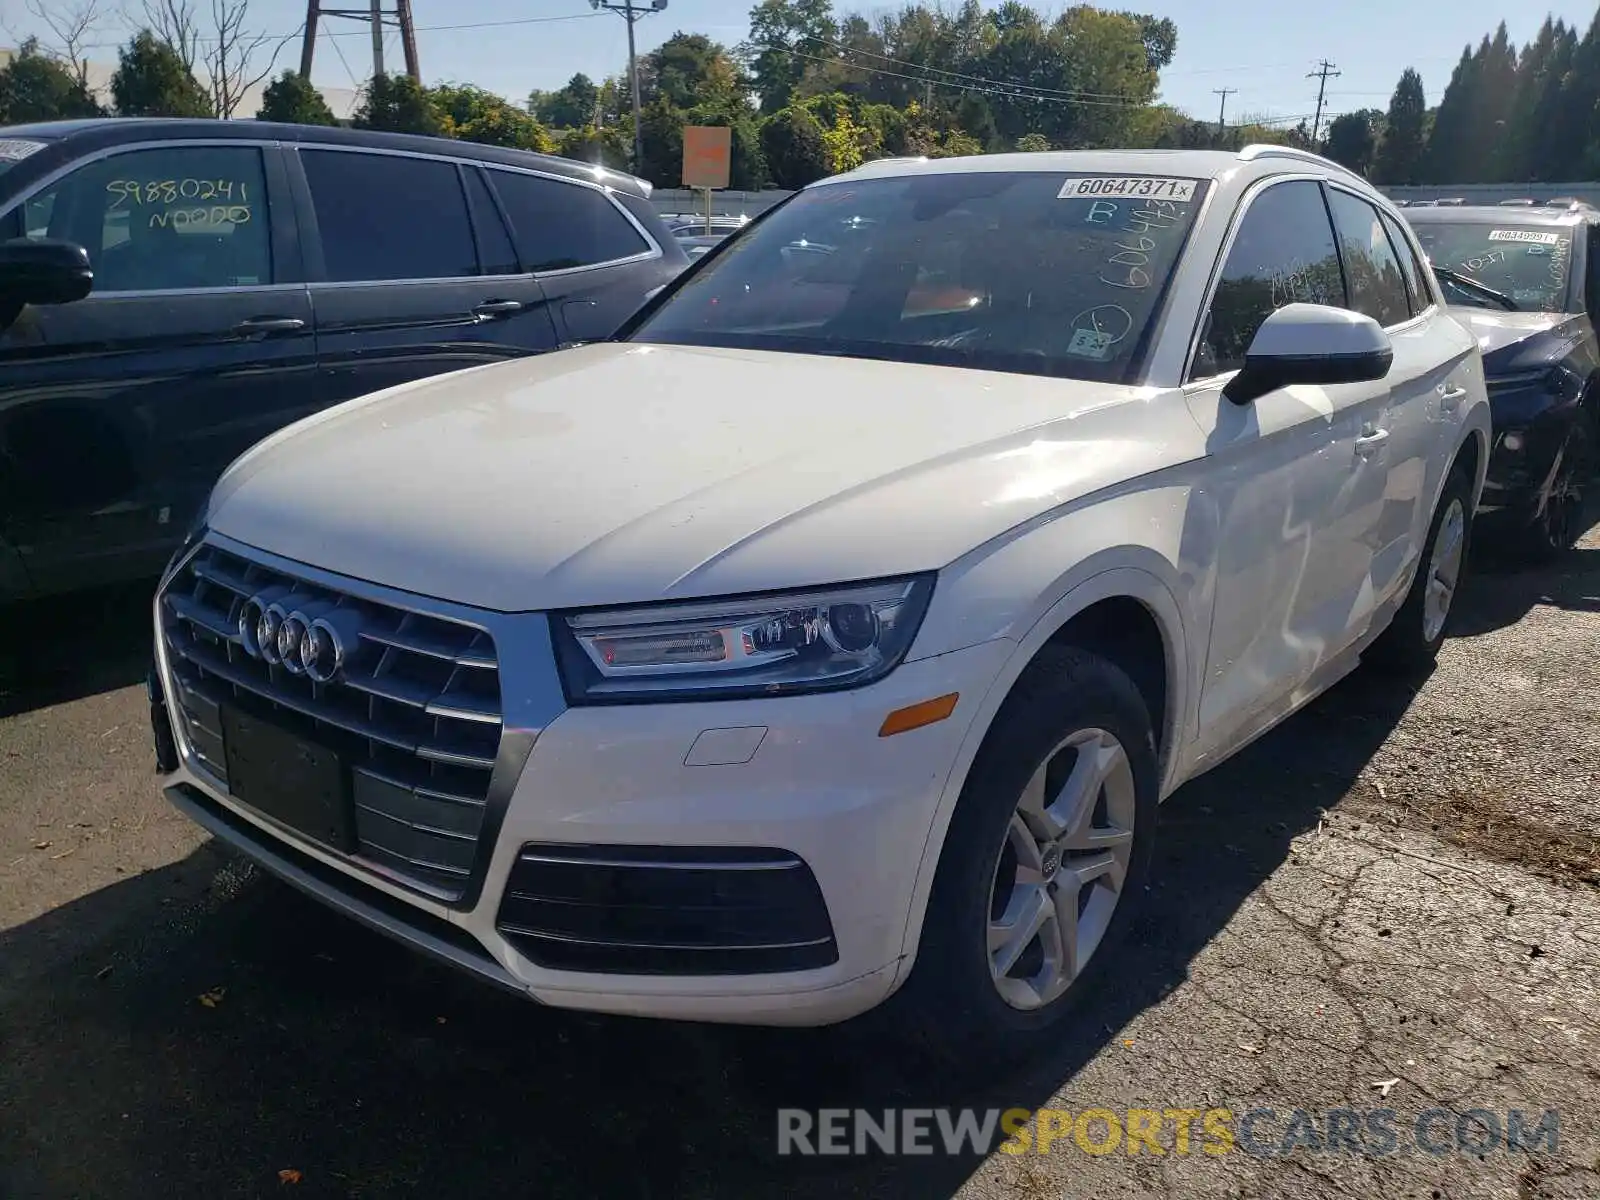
1369;462;1473;672
890;645;1158;1069
1527;425;1589;561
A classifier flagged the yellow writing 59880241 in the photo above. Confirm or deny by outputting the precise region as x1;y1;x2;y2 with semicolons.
106;178;250;209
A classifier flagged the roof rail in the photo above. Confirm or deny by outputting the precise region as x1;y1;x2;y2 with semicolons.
1236;143;1364;181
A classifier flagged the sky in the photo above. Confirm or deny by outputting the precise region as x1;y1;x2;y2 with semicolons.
9;0;1600;127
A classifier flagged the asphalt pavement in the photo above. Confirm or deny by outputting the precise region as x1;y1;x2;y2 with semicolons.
2;529;1597;1199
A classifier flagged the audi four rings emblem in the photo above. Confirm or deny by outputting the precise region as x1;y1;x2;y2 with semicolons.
237;592;359;683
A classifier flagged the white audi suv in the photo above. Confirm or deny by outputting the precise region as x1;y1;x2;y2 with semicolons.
151;145;1490;1059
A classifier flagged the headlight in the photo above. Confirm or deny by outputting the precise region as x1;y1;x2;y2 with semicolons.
553;575;935;702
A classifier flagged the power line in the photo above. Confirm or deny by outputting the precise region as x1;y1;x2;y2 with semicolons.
1307;59;1341;143
814;36;1141;102
77;10;604;52
784;46;1149;108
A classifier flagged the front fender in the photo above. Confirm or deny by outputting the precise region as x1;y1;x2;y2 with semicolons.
889;561;1194;994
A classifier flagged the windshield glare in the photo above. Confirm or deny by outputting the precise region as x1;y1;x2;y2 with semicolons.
1409;222;1574;313
631;172;1209;383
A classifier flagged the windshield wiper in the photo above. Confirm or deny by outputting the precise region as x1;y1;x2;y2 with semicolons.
1431;265;1518;311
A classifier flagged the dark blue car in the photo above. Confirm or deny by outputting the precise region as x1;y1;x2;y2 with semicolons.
0;119;687;602
1407;201;1600;558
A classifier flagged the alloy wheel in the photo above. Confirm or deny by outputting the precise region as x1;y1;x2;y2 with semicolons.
1422;497;1467;644
987;727;1137;1011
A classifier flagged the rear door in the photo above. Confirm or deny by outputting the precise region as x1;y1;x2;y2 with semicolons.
291;146;560;406
483;166;676;345
0;138;316;596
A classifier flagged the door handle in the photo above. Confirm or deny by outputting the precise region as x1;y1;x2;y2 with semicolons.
234;316;305;336
1355;428;1390;457
473;299;524;319
1439;385;1467;413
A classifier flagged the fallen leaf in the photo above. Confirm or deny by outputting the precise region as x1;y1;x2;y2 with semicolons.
1238;1042;1261;1055
33;841;51;850
1121;1038;1135;1048
1372;1078;1401;1099
198;987;226;1008
278;1168;302;1185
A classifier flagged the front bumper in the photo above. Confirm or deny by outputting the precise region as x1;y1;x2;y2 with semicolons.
151;556;1011;1026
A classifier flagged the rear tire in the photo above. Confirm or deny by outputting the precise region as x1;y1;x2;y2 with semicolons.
888;645;1158;1072
1369;462;1473;673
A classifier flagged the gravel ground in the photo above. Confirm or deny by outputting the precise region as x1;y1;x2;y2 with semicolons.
1;525;1596;1200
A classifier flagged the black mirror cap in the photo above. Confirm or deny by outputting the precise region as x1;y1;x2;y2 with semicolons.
1223;347;1395;406
0;237;93;308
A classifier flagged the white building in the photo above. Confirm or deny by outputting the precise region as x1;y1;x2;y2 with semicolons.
0;46;361;122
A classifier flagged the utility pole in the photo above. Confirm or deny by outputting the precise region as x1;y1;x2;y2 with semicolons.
299;0;418;83
1212;87;1236;134
591;0;667;173
1307;59;1340;144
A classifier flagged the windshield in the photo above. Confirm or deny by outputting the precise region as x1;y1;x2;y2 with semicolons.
0;137;51;181
1408;222;1574;313
630;171;1209;383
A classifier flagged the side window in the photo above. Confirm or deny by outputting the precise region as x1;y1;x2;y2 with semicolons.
1584;223;1600;316
487;170;651;272
1326;189;1412;327
10;145;271;292
301;150;476;282
462;167;518;275
1194;180;1344;379
1379;209;1427;315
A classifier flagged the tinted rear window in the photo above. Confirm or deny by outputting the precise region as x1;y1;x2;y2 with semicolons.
631;171;1209;383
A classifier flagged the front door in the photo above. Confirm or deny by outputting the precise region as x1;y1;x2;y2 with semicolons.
291;147;559;408
0;140;317;596
1183;178;1390;756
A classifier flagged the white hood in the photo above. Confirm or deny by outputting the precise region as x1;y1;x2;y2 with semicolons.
206;343;1174;612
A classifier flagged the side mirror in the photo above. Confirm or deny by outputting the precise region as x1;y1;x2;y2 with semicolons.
0;238;93;316
1222;303;1393;406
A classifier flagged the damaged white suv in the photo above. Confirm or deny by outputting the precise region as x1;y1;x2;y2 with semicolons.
152;145;1489;1059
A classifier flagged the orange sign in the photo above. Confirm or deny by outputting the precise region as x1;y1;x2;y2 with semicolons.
682;125;732;190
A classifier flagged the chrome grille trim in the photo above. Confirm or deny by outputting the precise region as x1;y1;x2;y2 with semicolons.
158;539;507;901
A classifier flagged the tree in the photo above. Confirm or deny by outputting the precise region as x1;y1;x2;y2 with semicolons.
429;83;553;150
0;38;103;123
110;30;212;116
22;0;106;88
353;72;445;135
760;104;828;187
202;0;293;118
1323;110;1378;175
1015;132;1051;152
1372;68;1427;186
1425;43;1481;183
557;123;631;171
256;69;336;124
531;73;598;129
645;32;743;110
743;0;838;113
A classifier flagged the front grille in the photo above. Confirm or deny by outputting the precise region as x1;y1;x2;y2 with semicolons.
160;542;504;901
495;844;839;975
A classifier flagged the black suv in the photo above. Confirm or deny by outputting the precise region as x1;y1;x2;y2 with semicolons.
1405;201;1600;557
0;119;687;602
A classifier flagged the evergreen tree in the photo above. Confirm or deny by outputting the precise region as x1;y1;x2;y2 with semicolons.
257;71;338;125
1426;43;1481;183
1373;68;1427;186
1324;110;1378;176
353;73;445;136
0;38;102;124
1472;23;1518;181
110;31;211;118
1528;21;1577;181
